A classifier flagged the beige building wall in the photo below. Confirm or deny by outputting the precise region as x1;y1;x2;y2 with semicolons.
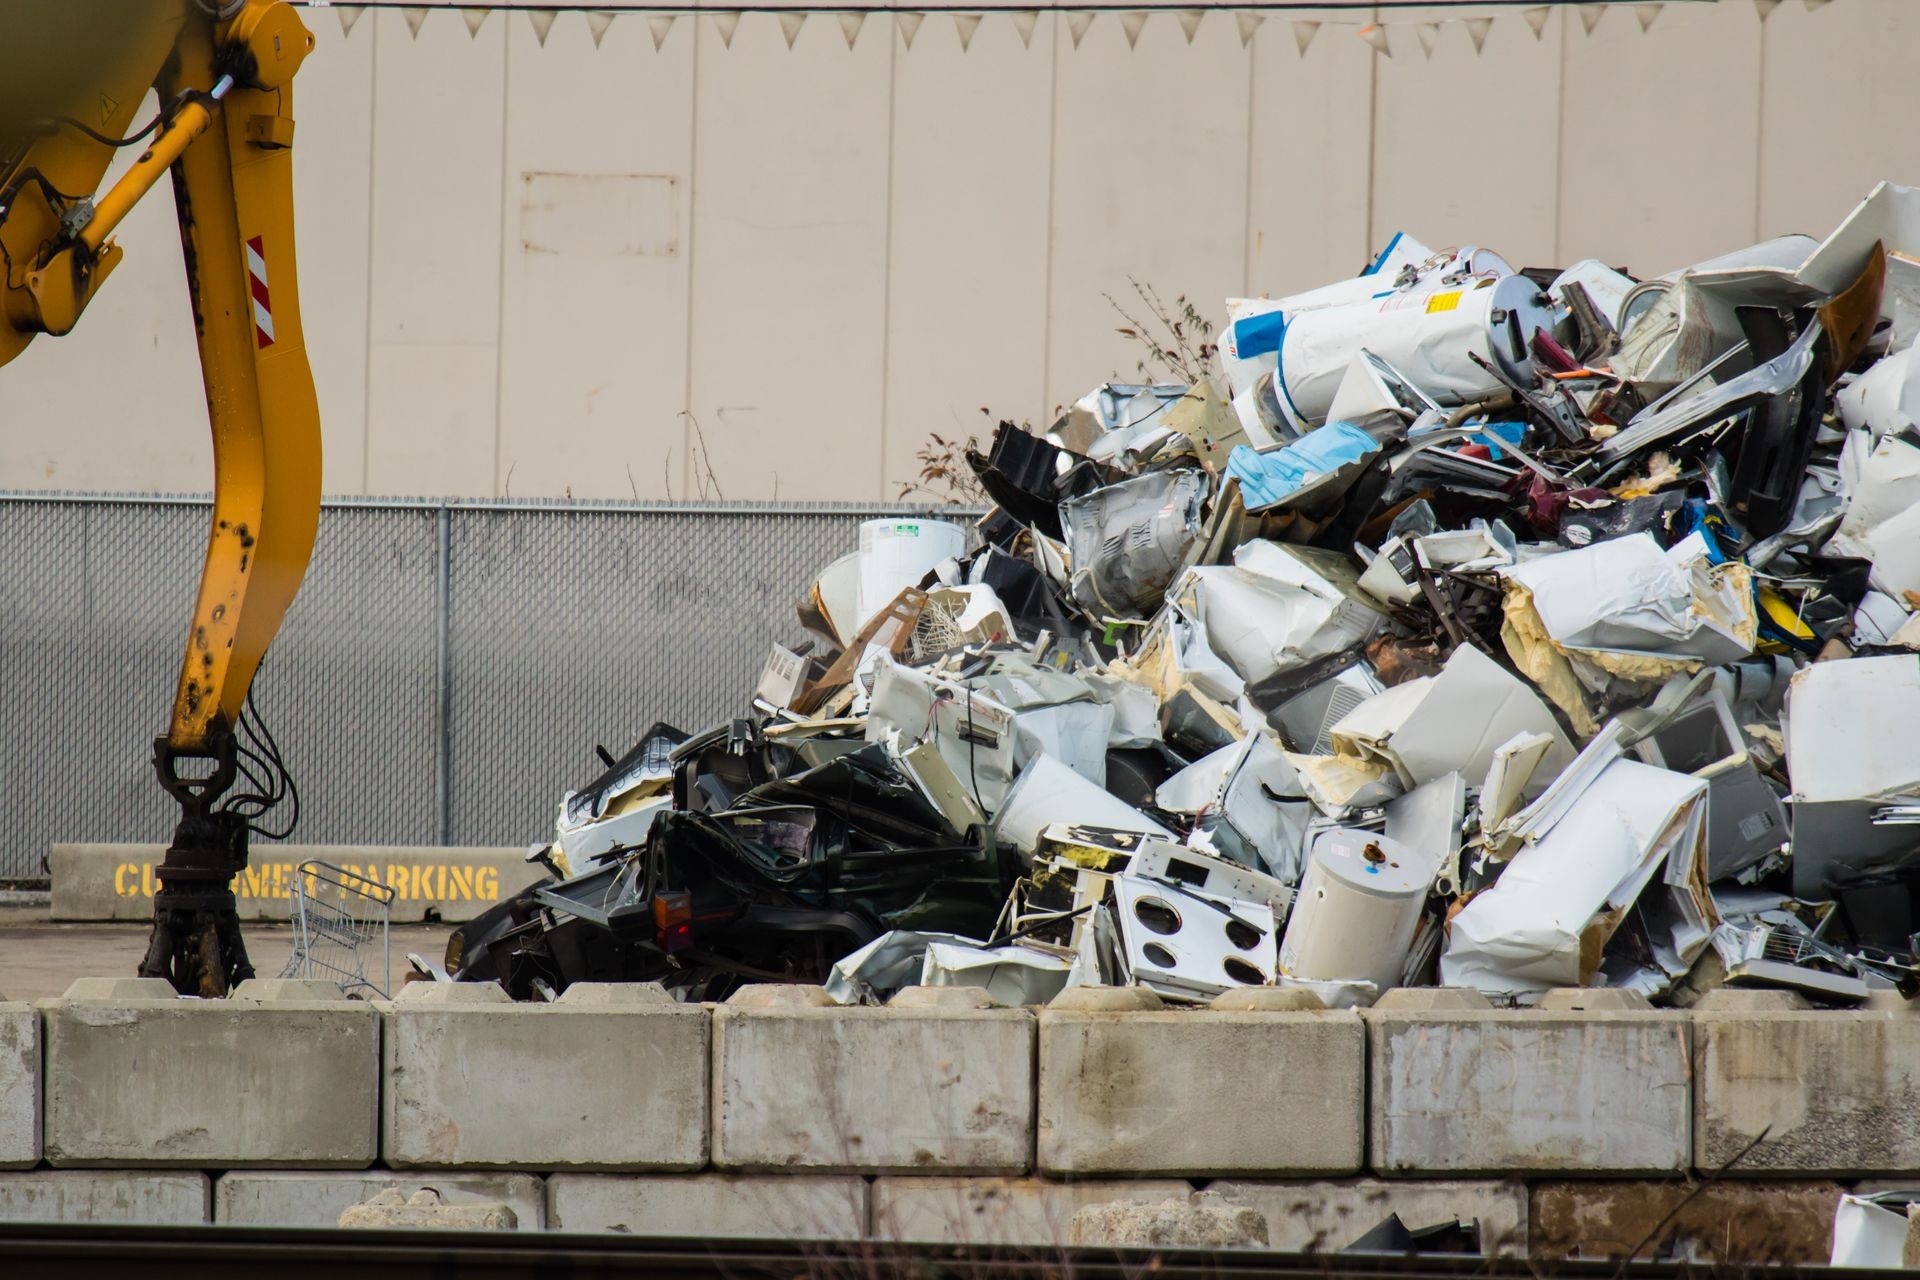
4;0;1918;501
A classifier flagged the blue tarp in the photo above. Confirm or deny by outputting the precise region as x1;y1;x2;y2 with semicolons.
1227;422;1380;511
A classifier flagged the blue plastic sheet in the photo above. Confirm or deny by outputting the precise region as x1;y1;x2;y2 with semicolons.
1227;422;1380;511
1468;419;1527;461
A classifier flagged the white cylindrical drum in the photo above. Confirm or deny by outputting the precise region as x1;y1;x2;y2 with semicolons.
1220;240;1512;401
1278;827;1434;999
855;518;967;630
1273;273;1554;429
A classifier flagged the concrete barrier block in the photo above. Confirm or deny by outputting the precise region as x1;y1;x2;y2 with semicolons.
1372;989;1492;1011
727;984;835;1009
1535;989;1653;1012
1208;1178;1528;1255
50;843;544;923
1367;1010;1690;1175
62;979;177;1000
1691;989;1809;1013
383;996;707;1169
0;1004;39;1169
1037;1009;1363;1176
395;980;510;1005
1047;987;1163;1012
554;982;673;1007
712;999;1033;1174
338;1187;519;1229
1068;1192;1269;1247
232;979;349;1001
1694;1008;1920;1173
1210;989;1324;1012
216;1171;546;1228
0;1171;210;1223
42;991;378;1168
547;1173;867;1238
869;1177;1190;1247
1529;1179;1844;1262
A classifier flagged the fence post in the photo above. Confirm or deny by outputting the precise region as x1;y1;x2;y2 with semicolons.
435;504;452;847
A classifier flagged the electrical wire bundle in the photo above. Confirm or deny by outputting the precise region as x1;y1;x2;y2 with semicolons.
219;682;300;841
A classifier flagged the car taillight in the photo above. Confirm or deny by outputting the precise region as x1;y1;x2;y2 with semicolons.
652;890;694;953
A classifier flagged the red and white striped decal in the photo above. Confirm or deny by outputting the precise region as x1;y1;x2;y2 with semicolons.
245;235;275;349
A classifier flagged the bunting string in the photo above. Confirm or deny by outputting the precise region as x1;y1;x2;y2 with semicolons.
312;0;1833;52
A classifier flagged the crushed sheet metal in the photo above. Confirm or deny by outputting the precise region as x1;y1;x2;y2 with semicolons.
447;181;1920;1013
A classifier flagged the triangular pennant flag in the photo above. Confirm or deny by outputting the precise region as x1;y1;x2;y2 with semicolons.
896;11;922;47
1177;10;1203;43
1011;10;1038;46
952;12;982;49
779;12;806;47
528;9;557;44
464;8;490;36
588;11;616;46
1291;18;1317;53
1634;3;1662;31
1359;22;1390;57
838;11;865;47
1522;6;1550;38
1236;12;1263;46
1580;6;1605;34
338;4;366;37
713;12;739;47
1754;0;1782;17
1120;11;1147;48
1805;0;1833;10
403;6;429;38
1465;16;1492;51
1067;11;1093;47
649;13;676;48
1416;21;1439;57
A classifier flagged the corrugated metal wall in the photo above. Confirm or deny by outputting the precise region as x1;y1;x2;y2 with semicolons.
16;1;1916;504
0;494;963;879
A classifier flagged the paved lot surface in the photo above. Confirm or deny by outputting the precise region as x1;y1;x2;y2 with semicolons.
0;905;455;1002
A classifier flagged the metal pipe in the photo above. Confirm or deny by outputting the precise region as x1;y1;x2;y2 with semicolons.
77;78;232;255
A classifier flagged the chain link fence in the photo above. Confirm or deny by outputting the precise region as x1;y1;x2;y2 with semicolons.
0;493;969;880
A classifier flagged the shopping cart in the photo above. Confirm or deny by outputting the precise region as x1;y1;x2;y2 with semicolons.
278;859;395;997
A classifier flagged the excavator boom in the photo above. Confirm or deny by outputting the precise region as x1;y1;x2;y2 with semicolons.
0;0;322;995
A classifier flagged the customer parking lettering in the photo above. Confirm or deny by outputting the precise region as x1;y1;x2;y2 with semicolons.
112;860;500;902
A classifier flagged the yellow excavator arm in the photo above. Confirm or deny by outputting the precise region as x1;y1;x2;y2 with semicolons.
1;0;322;994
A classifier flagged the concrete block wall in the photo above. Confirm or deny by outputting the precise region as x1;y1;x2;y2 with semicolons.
1366;1000;1692;1176
2;975;1917;1260
383;981;708;1170
0;1003;39;1169
40;978;378;1168
0;1171;210;1225
1693;993;1920;1174
548;1172;867;1238
711;988;1033;1174
1528;1179;1846;1263
1037;1004;1364;1175
217;1171;548;1228
869;1176;1189;1246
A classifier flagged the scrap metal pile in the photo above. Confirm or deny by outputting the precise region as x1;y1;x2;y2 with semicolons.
449;180;1920;1009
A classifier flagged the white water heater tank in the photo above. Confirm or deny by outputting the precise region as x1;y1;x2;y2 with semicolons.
1278;827;1436;999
